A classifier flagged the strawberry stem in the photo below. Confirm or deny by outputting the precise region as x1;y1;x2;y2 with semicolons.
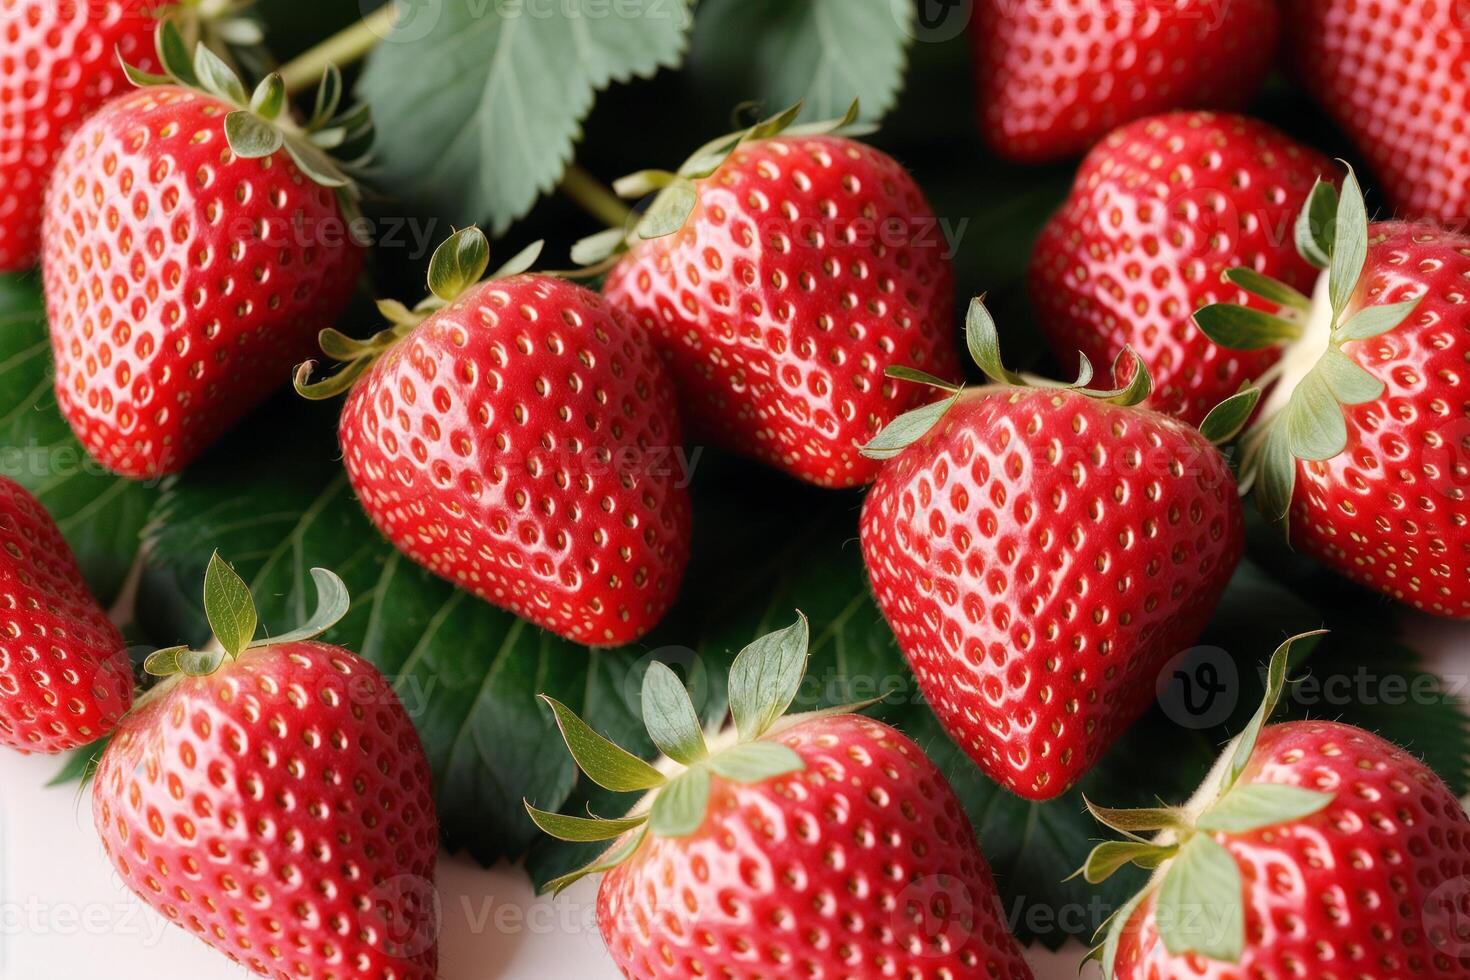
560;163;635;229
277;2;399;96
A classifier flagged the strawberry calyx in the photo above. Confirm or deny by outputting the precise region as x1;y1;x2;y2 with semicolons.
122;19;374;220
169;0;265;51
569;100;875;270
859;296;1158;461
1193;166;1423;534
141;552;350;680
294;227;545;399
1078;631;1334;975
526;613;883;896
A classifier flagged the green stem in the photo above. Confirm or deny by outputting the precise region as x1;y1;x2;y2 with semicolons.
560;164;634;228
277;2;399;95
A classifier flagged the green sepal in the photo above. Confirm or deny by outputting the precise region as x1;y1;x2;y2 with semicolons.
224;111;284;159
203;550;256;658
156;19;199;87
1097;349;1152;407
1085;798;1189;836
246;567;349;648
1336;296;1422;343
1069;352;1096;389
1220;631;1327;796
570;228;629;267
649;765;712;837
192;42;247;106
1222;267;1311;313
428;227;492;303
1199;387;1261;445
965;297;1027;386
1099;887;1151;978
543;826;648;896
727;612;810;742
1279;364;1349;461
281;138;351;189
1328;167;1369;319
524;804;648;843
707;741;805;783
636;179;698;240
641;663;708;765
143;645;225;678
1250;423;1298;530
859;392;961;461
885;365;961;392
248;74;286;120
310;64;345;131
1193;304;1302;350
490;240;545;280
293;357;372;401
1073;840;1178;884
1155;835;1243;962
540;695;666;793
1195;784;1334;834
1295;178;1339;270
613;169;683;197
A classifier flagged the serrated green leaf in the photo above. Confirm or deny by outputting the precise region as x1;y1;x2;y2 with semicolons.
641;662;707;765
203;552;257;657
1295;178;1338;269
860;392;960;460
707;741;804;783
545;695;668;792
357;0;693;234
1196;784;1334;834
1193;304;1302;350
427;228;491;303
1222;267;1311;312
690;0;912;120
1199;388;1261;445
727;613;809;741
224;111;284;159
1329;169;1368;318
649;765;711;837
1156;835;1243;961
525;805;646;843
1336;296;1421;342
0;276;155;602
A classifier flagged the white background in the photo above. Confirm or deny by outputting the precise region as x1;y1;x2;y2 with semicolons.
0;616;1459;979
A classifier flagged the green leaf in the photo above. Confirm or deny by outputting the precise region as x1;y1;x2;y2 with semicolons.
203;552;257;657
193;42;247;105
1077;840;1177;884
859;392;960;460
707;741;805;783
1196;784;1334;834
636;180;698;240
649;765;711;837
727;613;810;741
1222;268;1311;312
524;805;646;843
1199;388;1261;445
357;0;693;234
1193;304;1302;350
1328;168;1368;318
690;0;913;120
1336;296;1421;343
0;275;155;603
427;227;491;303
965;297;1026;385
248;567;350;648
1155;835;1243;961
1294;177;1338;269
47;738;107;787
224;111;284;159
641;662;708;765
544;695;668;793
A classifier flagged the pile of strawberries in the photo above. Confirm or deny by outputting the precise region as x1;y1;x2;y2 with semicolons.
1;1;1469;978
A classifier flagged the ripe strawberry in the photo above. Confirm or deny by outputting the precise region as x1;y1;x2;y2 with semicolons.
1194;169;1470;617
598;104;960;489
42;26;368;479
0;476;129;752
858;301;1246;800
93;555;439;977
1030;112;1333;425
296;228;691;646
1082;635;1470;978
971;0;1280;163
528;615;1034;980
1286;0;1470;227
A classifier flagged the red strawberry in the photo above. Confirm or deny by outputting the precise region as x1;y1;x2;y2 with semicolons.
1030;112;1333;425
1194;169;1470;617
859;301;1245;800
93;555;439;978
42;27;367;479
0;476;129;752
529;615;1034;980
1286;0;1470;227
599;105;960;489
1082;635;1470;978
971;0;1280;163
296;228;691;646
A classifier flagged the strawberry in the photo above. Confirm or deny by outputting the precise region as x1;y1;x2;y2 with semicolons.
93;555;439;978
0;476;129;752
295;228;691;647
1286;0;1470;227
1194;168;1470;617
970;0;1281;163
41;24;368;479
858;301;1246;800
1081;634;1470;978
596;104;961;489
528;615;1034;980
1030;112;1333;426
